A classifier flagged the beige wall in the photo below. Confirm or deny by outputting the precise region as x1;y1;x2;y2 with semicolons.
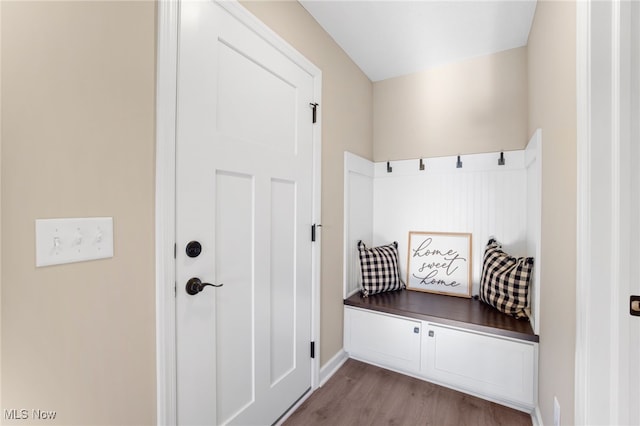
527;1;576;425
1;2;157;424
373;47;528;161
241;1;373;365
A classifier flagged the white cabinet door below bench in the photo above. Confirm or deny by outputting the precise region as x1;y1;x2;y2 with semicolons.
344;307;422;374
424;323;536;409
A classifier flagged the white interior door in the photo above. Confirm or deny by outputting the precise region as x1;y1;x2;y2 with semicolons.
175;1;317;424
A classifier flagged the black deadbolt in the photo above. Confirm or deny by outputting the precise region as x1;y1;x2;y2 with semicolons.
186;241;202;258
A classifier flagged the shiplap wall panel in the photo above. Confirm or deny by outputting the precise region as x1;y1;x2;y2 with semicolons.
344;142;541;329
372;152;528;296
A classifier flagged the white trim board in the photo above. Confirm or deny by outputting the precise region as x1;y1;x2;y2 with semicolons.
155;1;322;423
525;130;542;335
343;152;374;299
319;349;349;387
274;349;348;426
376;150;525;176
155;0;178;424
531;406;544;426
575;1;639;423
574;1;591;423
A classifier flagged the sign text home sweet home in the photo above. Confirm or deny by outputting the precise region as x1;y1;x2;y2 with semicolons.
406;231;472;298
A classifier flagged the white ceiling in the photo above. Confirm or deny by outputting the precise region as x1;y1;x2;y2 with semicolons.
299;0;537;82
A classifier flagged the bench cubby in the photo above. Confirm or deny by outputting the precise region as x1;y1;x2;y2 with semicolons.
343;290;538;412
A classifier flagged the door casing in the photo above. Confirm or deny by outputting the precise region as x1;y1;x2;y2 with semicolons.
576;0;640;424
154;1;322;424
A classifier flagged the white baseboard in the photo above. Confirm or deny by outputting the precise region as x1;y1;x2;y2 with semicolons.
274;389;313;426
275;350;349;425
531;406;543;426
319;349;349;387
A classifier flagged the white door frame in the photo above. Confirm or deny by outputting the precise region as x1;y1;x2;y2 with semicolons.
576;0;636;424
154;1;322;424
575;1;592;422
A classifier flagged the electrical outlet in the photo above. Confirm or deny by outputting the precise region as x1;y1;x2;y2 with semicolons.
554;396;561;426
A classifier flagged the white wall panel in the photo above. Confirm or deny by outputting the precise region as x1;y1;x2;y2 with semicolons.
373;151;528;296
344;148;541;330
343;152;374;298
525;130;542;334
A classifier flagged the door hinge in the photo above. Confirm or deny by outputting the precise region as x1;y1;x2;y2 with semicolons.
174;282;177;298
174;243;177;259
311;224;322;242
310;102;319;124
310;341;315;359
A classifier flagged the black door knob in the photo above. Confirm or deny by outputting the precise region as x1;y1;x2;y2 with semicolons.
186;241;202;258
185;277;223;295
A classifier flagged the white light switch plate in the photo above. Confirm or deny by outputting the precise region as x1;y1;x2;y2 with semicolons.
35;217;113;267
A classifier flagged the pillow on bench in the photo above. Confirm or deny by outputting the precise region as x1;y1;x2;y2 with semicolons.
358;240;404;297
479;239;533;319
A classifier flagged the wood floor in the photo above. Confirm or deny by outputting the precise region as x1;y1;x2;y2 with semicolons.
284;359;532;426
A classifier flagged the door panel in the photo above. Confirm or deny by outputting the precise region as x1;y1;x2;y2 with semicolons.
270;178;297;385
215;170;254;424
176;1;316;424
217;43;297;153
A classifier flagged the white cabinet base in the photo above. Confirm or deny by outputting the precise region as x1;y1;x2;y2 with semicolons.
344;307;422;375
344;306;537;412
424;323;536;411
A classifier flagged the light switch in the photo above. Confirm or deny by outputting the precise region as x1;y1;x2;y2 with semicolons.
35;217;113;267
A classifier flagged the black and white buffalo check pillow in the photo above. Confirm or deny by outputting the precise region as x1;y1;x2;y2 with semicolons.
358;240;404;297
479;239;533;319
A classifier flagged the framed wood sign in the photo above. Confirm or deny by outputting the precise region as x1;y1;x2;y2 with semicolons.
406;231;472;298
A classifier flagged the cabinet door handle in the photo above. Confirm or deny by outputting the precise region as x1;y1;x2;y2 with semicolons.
428;330;435;337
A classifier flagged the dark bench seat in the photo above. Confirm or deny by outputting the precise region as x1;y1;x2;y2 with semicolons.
344;289;538;343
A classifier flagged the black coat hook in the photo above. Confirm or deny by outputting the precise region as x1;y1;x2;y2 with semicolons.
419;158;425;171
387;161;392;173
456;155;462;168
498;152;505;166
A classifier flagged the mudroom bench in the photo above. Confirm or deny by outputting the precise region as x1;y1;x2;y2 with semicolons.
343;290;538;413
